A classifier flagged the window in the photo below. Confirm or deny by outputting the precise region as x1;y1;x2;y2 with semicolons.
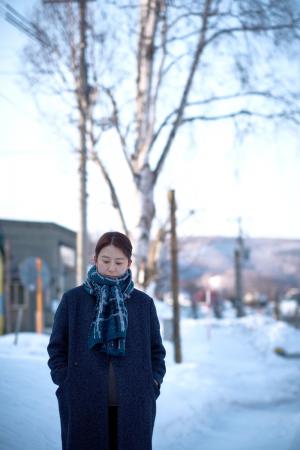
59;245;75;268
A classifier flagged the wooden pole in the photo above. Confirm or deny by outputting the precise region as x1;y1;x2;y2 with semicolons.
36;257;43;333
76;0;89;284
168;189;182;363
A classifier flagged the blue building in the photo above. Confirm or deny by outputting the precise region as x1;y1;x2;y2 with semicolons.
0;219;76;333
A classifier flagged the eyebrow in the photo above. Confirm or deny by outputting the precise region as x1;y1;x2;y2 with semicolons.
101;255;126;261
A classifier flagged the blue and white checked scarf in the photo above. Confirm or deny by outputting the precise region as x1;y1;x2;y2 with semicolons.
83;265;134;356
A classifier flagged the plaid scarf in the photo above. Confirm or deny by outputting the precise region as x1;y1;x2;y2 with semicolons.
83;265;134;356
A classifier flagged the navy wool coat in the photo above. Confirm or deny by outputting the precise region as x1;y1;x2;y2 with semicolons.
47;286;166;450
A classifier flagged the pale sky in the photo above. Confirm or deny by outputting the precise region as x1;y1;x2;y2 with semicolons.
1;0;300;241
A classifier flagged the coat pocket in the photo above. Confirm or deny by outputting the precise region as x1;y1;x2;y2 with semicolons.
52;366;68;386
54;367;69;397
153;380;160;399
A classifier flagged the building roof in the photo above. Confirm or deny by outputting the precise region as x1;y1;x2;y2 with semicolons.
0;218;76;237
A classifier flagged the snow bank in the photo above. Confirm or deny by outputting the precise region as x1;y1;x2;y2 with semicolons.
240;314;300;355
0;332;49;360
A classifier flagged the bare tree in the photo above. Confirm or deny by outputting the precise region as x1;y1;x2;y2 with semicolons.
21;0;300;285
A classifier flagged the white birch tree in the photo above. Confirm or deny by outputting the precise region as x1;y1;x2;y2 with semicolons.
107;0;300;284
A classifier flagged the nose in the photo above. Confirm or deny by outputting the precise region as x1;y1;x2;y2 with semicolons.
107;263;115;273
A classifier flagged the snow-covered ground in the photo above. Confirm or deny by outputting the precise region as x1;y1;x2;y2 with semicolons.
1;303;300;450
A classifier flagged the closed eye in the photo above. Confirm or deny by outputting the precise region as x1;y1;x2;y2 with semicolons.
101;260;123;265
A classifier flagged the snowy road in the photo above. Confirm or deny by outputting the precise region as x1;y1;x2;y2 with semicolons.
154;316;300;450
1;312;300;450
198;395;300;450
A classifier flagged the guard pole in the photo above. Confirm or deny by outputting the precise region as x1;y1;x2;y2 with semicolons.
205;289;212;340
4;239;12;333
36;258;43;333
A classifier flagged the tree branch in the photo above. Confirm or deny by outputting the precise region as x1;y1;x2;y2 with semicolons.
104;87;135;178
181;109;300;125
153;0;213;183
149;108;178;152
133;0;161;170
87;123;129;235
205;18;300;47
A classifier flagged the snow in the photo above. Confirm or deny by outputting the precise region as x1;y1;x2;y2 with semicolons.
280;299;299;318
1;305;300;450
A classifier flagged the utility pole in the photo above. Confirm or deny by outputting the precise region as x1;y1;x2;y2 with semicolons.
42;0;94;283
234;218;247;317
168;189;182;363
77;0;89;284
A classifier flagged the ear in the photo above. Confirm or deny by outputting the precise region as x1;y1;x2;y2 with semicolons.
94;255;97;264
128;259;132;268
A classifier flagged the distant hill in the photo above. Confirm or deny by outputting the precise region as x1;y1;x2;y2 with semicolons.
156;236;300;300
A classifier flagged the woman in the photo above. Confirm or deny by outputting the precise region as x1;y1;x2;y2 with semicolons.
47;231;166;450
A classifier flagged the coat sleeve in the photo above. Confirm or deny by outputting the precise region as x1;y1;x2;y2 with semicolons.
47;293;69;386
150;299;166;387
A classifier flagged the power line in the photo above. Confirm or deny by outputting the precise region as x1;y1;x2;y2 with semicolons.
0;2;49;47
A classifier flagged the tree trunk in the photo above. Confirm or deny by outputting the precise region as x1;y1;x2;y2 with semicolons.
132;0;160;286
133;164;155;286
133;0;160;170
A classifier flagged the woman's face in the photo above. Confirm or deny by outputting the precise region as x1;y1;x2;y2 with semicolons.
95;244;131;278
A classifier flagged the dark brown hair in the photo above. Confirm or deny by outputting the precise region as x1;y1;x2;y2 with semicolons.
95;231;132;261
